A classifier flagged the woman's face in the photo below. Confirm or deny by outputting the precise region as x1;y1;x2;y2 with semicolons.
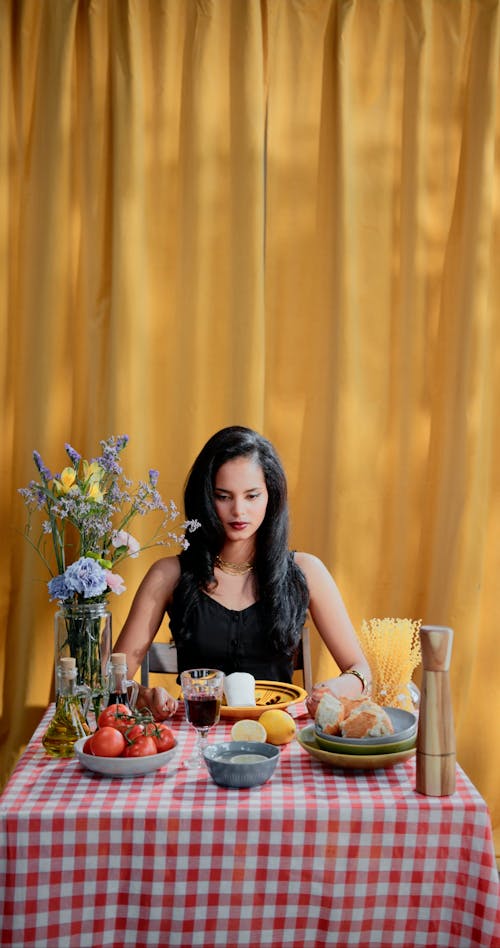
213;455;268;545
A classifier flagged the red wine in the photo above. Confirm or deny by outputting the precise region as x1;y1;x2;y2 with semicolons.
185;695;220;728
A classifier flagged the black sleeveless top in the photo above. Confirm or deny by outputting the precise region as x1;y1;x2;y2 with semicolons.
167;583;295;683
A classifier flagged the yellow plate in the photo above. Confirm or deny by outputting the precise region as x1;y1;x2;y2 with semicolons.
297;725;416;771
220;680;307;719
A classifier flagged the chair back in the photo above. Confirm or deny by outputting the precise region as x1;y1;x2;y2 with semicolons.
140;627;313;693
141;641;179;685
295;626;313;693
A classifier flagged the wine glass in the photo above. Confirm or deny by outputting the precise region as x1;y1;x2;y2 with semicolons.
181;668;224;769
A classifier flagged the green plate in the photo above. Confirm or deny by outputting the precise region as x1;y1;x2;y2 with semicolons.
314;730;416;755
297;725;416;771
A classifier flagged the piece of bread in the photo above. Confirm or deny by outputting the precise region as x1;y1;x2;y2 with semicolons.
315;693;345;735
341;701;394;739
340;696;369;717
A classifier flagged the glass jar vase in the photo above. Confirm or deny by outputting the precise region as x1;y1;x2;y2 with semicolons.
54;602;112;716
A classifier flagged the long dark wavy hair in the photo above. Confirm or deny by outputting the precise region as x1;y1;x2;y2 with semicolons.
175;426;309;654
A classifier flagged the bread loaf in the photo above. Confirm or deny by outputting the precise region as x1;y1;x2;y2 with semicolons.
315;693;345;735
316;694;394;739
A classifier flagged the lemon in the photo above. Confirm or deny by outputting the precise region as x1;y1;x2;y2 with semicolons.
258;709;296;745
231;719;267;743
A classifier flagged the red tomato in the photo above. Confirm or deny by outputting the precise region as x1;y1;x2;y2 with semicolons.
90;726;126;757
145;723;176;753
83;737;95;755
124;723;146;743
97;704;133;733
122;736;157;758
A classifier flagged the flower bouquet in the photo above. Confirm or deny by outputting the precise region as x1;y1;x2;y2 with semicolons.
19;434;197;709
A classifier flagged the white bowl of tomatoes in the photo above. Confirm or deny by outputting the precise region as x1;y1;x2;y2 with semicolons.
74;703;178;778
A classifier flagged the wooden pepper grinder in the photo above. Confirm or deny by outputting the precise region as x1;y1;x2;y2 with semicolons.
415;625;456;796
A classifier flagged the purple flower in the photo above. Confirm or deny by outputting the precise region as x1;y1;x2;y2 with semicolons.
18;483;46;508
65;443;81;468
96;436;126;477
33;451;52;483
149;469;159;488
48;573;72;601
63;557;108;598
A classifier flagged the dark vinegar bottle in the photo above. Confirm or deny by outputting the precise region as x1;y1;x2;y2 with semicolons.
107;652;138;708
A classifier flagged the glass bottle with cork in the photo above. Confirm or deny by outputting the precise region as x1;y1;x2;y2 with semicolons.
106;652;139;708
42;657;91;757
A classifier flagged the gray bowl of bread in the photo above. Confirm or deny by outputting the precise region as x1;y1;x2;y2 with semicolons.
314;694;417;755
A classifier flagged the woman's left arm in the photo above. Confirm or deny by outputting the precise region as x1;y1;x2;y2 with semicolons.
294;552;371;716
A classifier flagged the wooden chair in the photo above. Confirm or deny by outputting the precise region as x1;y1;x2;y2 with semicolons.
140;626;313;693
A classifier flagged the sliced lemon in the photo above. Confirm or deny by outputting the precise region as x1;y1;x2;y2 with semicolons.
231;719;267;743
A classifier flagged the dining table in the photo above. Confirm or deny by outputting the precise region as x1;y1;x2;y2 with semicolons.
1;700;499;948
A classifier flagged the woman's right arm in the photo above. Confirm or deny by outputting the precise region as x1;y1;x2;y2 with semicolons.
112;555;181;719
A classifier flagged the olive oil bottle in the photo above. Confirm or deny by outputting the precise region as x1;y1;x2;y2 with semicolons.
42;657;90;758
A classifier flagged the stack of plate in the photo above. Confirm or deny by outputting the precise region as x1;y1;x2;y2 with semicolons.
297;706;418;771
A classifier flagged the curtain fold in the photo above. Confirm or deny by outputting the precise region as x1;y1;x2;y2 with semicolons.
1;0;499;856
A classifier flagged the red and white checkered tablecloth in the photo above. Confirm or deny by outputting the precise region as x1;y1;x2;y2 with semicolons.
1;704;499;948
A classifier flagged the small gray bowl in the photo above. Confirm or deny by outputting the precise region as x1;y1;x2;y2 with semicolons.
203;741;280;788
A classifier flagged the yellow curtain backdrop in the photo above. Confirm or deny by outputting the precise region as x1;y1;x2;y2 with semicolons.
1;0;499;857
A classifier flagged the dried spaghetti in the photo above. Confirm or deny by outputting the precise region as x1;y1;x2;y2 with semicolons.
359;617;422;710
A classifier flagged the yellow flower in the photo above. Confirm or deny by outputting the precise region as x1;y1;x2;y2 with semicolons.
87;481;104;503
53;467;77;495
81;460;105;501
82;460;104;482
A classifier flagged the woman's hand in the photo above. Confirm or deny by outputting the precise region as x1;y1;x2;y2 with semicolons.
136;685;178;720
305;684;332;720
306;674;367;719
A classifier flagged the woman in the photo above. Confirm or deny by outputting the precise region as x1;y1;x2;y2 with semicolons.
113;426;370;719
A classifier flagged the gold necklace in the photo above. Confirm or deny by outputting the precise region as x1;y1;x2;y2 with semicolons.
214;554;254;576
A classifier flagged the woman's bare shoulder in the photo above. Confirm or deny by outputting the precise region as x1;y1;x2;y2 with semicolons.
139;555;181;591
293;551;337;593
294;551;327;575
